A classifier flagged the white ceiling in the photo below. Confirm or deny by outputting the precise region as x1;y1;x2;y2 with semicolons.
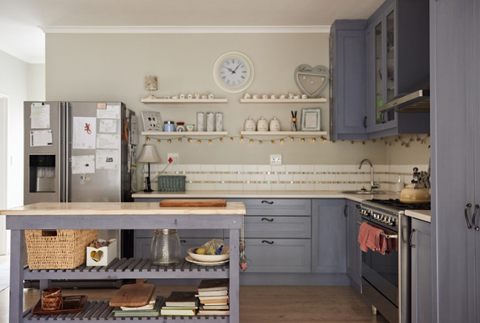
0;0;383;64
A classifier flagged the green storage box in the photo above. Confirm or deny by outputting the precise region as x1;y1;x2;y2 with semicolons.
157;175;186;192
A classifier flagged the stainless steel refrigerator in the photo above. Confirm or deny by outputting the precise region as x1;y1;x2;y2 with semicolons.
24;101;139;257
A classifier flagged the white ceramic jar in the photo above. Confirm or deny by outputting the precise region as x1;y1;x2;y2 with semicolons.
244;117;256;131
269;117;281;131
206;112;215;132
257;117;269;132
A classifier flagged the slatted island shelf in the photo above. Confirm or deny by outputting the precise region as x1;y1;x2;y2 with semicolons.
1;202;245;323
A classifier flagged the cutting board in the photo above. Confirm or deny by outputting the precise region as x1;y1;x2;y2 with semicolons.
159;199;227;207
109;283;155;307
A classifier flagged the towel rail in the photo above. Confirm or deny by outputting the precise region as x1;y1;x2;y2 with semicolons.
357;221;398;239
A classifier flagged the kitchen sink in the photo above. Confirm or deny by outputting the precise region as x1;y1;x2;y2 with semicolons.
341;190;387;195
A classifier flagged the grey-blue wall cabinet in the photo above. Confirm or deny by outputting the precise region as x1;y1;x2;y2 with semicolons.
365;0;430;138
329;20;368;140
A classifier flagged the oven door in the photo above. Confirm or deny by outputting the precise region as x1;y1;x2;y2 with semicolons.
361;219;399;307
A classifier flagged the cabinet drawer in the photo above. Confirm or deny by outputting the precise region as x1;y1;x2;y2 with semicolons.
224;217;311;239
228;199;311;216
135;238;218;259
231;238;311;273
135;229;224;239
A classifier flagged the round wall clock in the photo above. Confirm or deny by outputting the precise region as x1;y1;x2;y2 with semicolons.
213;51;254;93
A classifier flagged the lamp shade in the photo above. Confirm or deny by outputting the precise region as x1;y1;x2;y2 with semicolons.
137;145;161;163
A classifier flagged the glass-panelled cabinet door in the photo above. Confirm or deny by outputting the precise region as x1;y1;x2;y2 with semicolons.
375;21;383;124
386;10;395;103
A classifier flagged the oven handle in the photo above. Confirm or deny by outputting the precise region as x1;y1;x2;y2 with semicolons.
357;221;398;239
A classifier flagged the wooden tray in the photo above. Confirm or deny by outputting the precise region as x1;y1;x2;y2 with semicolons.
160;199;227;207
32;295;87;315
109;283;155;307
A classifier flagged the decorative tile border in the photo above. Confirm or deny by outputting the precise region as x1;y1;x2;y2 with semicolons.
141;164;428;191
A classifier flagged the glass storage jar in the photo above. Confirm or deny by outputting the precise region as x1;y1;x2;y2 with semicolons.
150;229;181;265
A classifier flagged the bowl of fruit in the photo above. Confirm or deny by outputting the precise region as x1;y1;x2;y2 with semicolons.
187;239;230;262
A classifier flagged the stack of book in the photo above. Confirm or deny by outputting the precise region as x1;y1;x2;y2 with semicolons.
160;291;198;316
113;296;164;317
196;279;230;316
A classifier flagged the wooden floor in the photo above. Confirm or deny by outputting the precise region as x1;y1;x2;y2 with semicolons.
0;285;388;323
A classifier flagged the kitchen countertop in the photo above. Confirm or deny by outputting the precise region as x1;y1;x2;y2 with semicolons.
0;202;246;216
405;210;431;223
132;190;401;203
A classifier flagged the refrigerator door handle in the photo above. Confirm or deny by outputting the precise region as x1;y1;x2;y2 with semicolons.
60;102;66;202
65;102;70;203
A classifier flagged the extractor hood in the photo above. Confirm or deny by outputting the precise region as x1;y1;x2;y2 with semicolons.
377;90;430;112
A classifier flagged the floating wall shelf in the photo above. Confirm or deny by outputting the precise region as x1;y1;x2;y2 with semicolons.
240;131;328;136
141;98;228;104
142;131;229;136
240;98;327;103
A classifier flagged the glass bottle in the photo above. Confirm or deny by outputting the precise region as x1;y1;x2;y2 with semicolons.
150;229;181;265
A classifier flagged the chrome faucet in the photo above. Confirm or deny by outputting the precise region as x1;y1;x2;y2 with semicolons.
359;159;379;192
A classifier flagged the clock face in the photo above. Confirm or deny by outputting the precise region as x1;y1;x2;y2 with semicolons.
218;57;248;87
213;51;254;93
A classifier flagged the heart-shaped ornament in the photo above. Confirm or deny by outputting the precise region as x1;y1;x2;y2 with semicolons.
294;64;329;98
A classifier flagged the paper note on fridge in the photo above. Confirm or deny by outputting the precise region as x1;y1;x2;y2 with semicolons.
30;103;50;129
97;134;119;149
97;103;120;119
96;150;119;169
73;117;96;149
72;155;95;174
99;119;116;133
30;130;53;147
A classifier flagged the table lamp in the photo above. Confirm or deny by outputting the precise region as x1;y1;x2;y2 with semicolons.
137;144;161;192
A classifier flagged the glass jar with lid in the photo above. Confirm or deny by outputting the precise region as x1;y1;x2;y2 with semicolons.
150;229;181;265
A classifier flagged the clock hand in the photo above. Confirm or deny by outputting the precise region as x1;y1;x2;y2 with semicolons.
224;67;234;74
234;63;241;73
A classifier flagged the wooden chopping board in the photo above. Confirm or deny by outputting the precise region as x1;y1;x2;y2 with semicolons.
109;283;155;307
160;199;227;207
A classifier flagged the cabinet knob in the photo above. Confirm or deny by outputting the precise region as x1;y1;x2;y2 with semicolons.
180;240;186;243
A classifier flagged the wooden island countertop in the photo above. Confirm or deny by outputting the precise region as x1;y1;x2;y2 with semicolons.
0;202;246;216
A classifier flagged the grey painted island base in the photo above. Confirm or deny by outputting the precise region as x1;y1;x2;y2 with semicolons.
6;211;243;323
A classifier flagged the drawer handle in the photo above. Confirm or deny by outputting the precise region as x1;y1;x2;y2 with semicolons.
262;200;274;204
180;240;186;243
344;205;348;217
261;218;274;222
262;240;274;244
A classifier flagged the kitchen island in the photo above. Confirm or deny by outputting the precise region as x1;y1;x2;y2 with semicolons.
1;202;246;323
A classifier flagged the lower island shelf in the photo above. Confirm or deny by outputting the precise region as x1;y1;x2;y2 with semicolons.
23;301;230;322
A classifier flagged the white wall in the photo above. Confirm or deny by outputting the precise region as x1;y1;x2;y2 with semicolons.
0;50;29;208
28;64;46;101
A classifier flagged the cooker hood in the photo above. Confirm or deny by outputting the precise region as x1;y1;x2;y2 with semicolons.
378;75;430;113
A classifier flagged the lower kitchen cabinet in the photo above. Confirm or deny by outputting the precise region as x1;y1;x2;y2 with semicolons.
238;238;311;273
312;199;347;273
346;200;362;288
410;218;432;323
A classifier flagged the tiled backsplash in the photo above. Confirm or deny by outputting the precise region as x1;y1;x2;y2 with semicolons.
142;164;429;192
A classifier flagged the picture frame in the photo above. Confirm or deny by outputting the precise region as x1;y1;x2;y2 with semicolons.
141;111;163;131
300;108;321;131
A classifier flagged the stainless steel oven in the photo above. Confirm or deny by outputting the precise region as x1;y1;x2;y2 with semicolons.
359;200;412;323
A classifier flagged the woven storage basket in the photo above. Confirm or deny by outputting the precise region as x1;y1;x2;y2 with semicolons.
25;230;98;270
158;175;186;192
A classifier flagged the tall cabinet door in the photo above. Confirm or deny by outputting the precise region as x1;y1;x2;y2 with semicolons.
431;0;476;322
474;0;480;320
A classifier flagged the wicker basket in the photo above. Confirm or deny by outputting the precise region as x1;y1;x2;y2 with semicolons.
25;230;98;270
158;175;186;192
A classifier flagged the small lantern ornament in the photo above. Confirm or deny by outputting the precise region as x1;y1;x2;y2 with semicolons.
145;76;158;100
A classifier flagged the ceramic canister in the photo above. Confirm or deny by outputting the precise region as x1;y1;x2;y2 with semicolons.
197;112;205;132
164;121;175;132
244;117;256;131
269;117;281;131
206;112;215;132
257;117;269;132
216;112;223;132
